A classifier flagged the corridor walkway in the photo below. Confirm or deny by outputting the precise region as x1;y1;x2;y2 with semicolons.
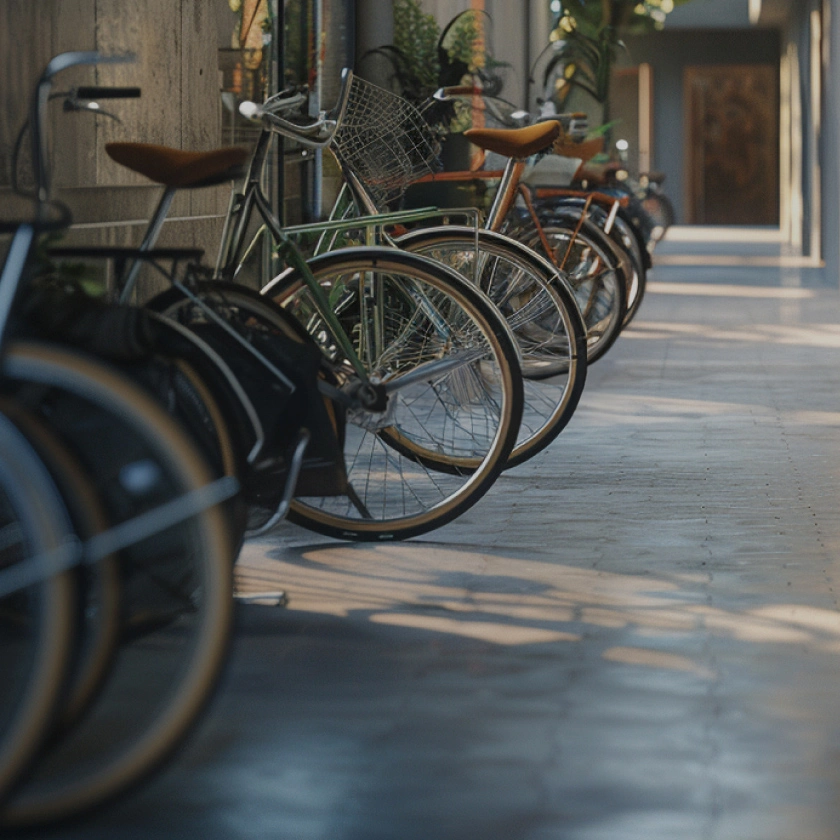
39;240;840;840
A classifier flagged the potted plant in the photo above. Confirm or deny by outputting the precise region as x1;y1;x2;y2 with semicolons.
364;2;508;108
363;2;508;181
540;0;693;121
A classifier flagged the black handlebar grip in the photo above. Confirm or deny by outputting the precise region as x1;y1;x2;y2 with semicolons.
76;86;141;99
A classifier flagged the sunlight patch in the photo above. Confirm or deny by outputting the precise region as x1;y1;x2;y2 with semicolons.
369;612;579;645
602;646;715;679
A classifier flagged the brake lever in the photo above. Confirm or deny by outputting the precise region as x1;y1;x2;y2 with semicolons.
62;97;123;123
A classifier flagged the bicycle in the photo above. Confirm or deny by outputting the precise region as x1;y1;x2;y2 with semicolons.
324;72;590;460
0;51;238;825
406;85;638;359
426;90;653;330
233;72;587;470
91;84;526;542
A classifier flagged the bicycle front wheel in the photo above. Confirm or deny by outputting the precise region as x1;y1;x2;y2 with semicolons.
0;342;234;826
265;247;524;541
395;227;588;469
512;217;628;363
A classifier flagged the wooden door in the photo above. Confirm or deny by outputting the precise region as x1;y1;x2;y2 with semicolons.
684;64;779;225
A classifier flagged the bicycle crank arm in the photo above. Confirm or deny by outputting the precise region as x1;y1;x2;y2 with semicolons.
382;348;487;393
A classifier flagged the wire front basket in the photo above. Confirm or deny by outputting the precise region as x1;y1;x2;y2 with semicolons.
331;75;441;211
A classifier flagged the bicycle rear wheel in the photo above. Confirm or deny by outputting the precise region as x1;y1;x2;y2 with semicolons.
0;413;77;805
265;247;524;540
395;227;587;469
0;342;235;826
511;217;628;363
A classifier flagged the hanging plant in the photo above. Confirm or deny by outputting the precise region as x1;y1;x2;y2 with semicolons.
543;13;624;105
555;0;693;34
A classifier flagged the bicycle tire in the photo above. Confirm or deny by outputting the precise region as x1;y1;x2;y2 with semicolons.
264;247;524;540
0;400;121;740
540;199;648;327
510;216;628;363
608;212;648;327
0;413;77;804
394;226;587;469
0;342;234;826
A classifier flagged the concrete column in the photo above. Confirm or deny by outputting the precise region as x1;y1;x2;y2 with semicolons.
527;0;554;111
354;0;395;84
821;0;840;281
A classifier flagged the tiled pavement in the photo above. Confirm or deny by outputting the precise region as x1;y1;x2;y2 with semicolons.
30;233;840;840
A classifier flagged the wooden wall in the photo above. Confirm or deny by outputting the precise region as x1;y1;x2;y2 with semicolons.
0;0;228;259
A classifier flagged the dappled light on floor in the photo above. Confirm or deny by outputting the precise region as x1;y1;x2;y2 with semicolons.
625;319;840;348
368;613;577;645
647;281;815;299
653;255;822;268
601;647;714;679
236;542;840;670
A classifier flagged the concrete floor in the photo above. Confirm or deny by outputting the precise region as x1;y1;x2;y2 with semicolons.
29;237;840;839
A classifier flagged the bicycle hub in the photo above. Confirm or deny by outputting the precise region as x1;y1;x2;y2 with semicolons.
356;381;388;412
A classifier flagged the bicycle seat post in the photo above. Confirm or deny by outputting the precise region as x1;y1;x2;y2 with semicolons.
484;159;527;232
104;142;249;303
119;187;176;303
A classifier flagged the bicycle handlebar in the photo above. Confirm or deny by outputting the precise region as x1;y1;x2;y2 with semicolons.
238;67;355;150
75;86;141;99
28;51;137;202
239;99;337;147
38;50;134;83
427;86;589;140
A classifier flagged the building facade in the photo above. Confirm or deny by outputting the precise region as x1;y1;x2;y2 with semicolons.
2;1;838;281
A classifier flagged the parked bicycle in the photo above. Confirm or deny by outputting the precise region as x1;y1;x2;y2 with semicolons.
412;88;662;333
0;51;240;826
85;78;526;542
235;71;588;471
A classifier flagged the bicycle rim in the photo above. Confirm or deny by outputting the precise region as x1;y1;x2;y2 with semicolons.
0;413;76;805
395;227;588;469
266;248;523;540
527;223;627;363
0;342;234;826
